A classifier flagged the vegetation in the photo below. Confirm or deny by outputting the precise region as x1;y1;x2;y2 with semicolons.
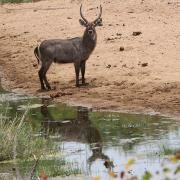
0;0;31;4
0;93;179;179
0;110;53;161
0;108;81;178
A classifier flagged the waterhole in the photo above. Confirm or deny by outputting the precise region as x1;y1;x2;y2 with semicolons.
0;85;179;179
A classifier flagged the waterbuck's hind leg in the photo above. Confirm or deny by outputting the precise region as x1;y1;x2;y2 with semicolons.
38;67;46;90
43;61;53;90
39;60;52;90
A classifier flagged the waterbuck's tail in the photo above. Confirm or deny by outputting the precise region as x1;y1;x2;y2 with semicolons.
34;46;41;64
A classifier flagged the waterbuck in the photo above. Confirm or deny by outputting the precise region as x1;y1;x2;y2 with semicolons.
34;5;102;90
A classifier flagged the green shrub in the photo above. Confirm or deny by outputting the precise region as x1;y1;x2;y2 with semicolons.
0;111;54;161
0;0;31;4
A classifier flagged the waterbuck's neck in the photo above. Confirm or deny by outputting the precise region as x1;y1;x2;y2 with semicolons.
82;31;97;53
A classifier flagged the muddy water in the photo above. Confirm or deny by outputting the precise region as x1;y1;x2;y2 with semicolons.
0;84;180;179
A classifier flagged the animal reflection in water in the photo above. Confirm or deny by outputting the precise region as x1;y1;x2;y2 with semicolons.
40;99;114;169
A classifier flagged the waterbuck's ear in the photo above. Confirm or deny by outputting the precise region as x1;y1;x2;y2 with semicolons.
79;19;87;27
94;18;103;27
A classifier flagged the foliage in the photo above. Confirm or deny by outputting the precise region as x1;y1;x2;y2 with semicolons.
0;112;54;161
0;0;31;4
0;106;82;178
142;171;152;180
17;158;81;178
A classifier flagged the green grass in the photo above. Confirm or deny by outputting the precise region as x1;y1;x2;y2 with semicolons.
0;111;54;161
0;0;32;4
0;108;81;178
16;158;81;178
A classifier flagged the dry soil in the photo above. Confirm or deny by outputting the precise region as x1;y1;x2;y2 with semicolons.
0;0;180;118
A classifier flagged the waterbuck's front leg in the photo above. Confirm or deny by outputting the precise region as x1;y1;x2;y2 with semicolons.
74;62;80;87
81;61;86;85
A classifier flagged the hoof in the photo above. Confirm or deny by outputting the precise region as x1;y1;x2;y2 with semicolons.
81;82;89;86
51;86;56;90
46;86;52;91
37;88;48;92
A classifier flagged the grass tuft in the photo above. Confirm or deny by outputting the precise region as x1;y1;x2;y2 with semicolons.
0;0;32;4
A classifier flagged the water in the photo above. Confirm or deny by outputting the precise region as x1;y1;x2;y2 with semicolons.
0;85;180;179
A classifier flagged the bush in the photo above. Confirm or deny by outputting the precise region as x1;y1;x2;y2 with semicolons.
0;111;54;162
0;0;31;4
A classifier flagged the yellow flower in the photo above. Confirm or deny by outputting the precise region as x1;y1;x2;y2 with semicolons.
125;159;135;171
168;155;177;163
93;176;100;180
108;170;117;178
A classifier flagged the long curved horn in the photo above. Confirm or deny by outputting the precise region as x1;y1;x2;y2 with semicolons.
93;5;102;23
80;4;88;23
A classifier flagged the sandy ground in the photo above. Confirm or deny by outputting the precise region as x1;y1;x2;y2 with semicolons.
0;0;180;118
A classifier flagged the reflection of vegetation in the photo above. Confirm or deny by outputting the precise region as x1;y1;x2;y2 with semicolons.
90;112;180;151
162;146;180;156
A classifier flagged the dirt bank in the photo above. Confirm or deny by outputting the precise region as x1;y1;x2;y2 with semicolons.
0;0;180;118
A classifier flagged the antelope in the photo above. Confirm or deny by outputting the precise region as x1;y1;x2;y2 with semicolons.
34;5;102;90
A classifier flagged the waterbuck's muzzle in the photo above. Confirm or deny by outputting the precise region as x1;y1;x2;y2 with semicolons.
88;30;93;34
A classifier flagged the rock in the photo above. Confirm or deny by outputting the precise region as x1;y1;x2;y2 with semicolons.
52;80;59;84
106;64;111;68
116;33;122;36
50;91;72;98
119;46;125;51
132;31;142;36
141;62;148;67
33;63;38;68
122;64;127;68
106;37;114;41
0;36;6;39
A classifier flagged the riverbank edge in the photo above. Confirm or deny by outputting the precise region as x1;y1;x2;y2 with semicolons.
0;69;179;121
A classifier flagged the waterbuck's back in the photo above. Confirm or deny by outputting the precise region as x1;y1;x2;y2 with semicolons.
39;38;83;63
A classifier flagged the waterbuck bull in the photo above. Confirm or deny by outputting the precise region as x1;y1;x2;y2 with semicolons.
34;5;102;90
